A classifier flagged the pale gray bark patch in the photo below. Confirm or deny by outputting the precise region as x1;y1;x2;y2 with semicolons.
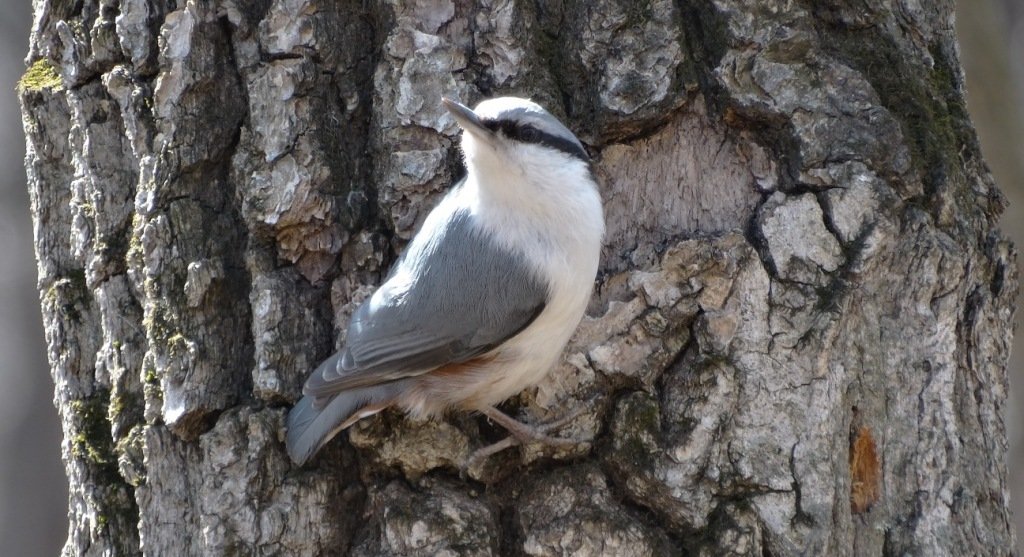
602;235;768;536
515;465;675;556
371;0;471;240
19;0;1016;555
350;478;498;557
578;0;683;116
599;101;772;272
757;192;844;285
349;416;472;481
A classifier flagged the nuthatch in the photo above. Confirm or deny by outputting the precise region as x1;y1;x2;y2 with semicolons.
286;96;604;466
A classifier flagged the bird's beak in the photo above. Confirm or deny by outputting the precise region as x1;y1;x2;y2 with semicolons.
443;97;492;142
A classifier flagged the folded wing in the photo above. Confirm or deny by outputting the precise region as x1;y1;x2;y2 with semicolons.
285;207;547;464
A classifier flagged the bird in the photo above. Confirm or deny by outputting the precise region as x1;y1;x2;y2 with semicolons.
285;96;605;466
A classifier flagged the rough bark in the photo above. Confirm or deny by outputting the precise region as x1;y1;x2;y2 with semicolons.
19;0;1016;555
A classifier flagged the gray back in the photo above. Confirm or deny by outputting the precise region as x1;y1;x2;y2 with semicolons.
304;199;548;397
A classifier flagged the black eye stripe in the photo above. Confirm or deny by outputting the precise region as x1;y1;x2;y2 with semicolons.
481;118;590;162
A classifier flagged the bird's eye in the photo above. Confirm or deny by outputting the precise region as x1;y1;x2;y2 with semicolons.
518;126;541;143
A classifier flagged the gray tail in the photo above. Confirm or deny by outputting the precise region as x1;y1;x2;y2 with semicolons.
285;384;401;466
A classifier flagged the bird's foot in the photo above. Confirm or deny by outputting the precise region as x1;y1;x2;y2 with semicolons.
463;405;589;470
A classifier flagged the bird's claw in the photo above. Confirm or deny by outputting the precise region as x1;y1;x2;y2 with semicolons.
462;405;591;472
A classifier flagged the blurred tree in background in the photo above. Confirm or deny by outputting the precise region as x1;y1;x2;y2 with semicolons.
958;0;1024;548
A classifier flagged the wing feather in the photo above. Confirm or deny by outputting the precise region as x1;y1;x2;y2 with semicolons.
303;206;547;399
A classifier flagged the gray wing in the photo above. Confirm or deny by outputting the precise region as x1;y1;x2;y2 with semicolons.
303;208;548;400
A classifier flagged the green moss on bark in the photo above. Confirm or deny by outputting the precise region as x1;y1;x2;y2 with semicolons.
69;393;117;477
68;390;141;551
818;24;979;198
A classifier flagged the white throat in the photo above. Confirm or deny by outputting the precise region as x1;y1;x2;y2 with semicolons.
459;137;605;329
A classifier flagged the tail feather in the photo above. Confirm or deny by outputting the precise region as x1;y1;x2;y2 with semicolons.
285;383;404;465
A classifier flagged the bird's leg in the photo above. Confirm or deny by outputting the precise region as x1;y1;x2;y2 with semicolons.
464;405;589;469
462;436;518;468
478;405;586;446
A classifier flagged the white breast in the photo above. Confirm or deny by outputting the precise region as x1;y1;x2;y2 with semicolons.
447;149;604;409
395;139;605;417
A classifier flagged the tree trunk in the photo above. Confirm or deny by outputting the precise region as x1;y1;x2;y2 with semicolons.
19;0;1017;555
